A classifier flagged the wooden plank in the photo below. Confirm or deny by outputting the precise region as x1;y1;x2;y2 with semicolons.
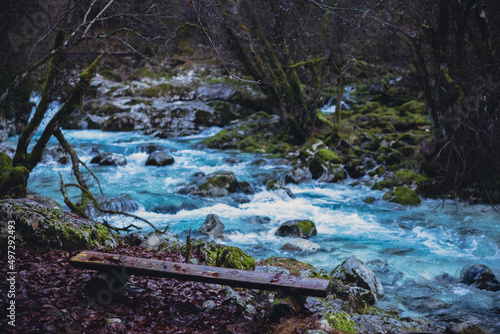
69;251;330;297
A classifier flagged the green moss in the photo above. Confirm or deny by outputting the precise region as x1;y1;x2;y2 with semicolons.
325;312;356;334
393;169;428;186
317;148;342;163
296;220;317;237
262;256;314;276
203;244;255;270
371;179;392;191
383;186;421;205
0;153;30;198
363;196;376;204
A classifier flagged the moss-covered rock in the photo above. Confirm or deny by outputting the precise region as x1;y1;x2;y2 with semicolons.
276;219;317;239
317;148;342;164
383;186;421;205
325;311;356;334
203;243;255;270
180;171;238;197
0;198;117;250
392;169;428;186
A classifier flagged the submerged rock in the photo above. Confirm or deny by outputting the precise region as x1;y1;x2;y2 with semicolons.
331;256;384;304
280;238;320;252
91;152;127;166
276;219;317;239
199;214;225;238
266;178;295;198
85;195;140;218
145;151;174;166
460;264;500;291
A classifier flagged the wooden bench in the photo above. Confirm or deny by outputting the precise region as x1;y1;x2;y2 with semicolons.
70;251;330;305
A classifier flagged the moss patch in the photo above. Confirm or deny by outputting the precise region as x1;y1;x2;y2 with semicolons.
325;311;356;334
317;148;342;164
261;256;314;276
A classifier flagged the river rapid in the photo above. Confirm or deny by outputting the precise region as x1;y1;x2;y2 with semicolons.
4;97;500;332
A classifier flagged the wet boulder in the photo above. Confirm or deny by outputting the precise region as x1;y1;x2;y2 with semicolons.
237;181;254;194
180;171;238;197
276;219;317;239
331;256;384;304
91;152;127;166
199;214;225;238
145;151;174;166
285;165;312;184
460;264;500;291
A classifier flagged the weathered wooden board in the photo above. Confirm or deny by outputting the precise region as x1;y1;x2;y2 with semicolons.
70;251;330;297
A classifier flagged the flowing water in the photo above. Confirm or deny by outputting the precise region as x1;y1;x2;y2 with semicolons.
4;97;499;331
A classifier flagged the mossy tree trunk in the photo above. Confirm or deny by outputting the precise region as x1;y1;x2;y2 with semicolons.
0;31;105;199
407;0;500;201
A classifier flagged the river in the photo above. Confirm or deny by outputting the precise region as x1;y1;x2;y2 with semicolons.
3;95;499;332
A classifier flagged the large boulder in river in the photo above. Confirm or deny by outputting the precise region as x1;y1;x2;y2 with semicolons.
146;151;174;166
460;264;500;291
331;256;384;304
199;214;225;238
91;152;127;166
180;171;238;197
275;219;317;239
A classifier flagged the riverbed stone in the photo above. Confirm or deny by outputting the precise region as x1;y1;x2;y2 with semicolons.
199;214;225;238
331;256;384;304
276;219;317;239
460;264;500;291
91;152;127;166
145;151;175;166
180;171;238;197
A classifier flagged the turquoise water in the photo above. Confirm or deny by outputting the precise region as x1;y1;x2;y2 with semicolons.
5;113;500;330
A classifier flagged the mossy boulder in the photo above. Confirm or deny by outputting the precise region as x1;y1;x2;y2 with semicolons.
203;243;255;270
317;148;342;164
0;198;117;250
276;219;317;239
383;186;421;205
180;171;238;197
392;169;428;186
145;151;175;166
